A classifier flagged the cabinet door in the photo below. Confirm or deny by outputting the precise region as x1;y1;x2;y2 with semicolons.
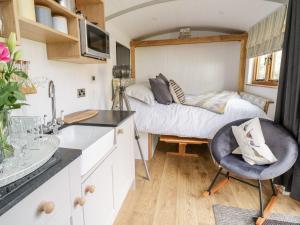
82;154;115;225
113;117;135;210
68;158;85;225
0;168;71;225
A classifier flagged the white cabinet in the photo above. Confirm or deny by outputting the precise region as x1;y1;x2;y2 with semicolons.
68;158;85;225
81;116;135;225
0;157;82;225
82;153;115;225
113;117;135;211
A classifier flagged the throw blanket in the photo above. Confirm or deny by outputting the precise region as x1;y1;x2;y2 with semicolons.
184;91;239;114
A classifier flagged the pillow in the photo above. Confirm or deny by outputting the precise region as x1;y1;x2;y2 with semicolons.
126;83;155;105
239;92;270;110
149;77;173;105
156;73;169;86
169;79;185;104
232;117;278;165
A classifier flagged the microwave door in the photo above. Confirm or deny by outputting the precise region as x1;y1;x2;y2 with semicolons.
86;24;107;58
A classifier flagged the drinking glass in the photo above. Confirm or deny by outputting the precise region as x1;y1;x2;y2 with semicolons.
9;116;43;161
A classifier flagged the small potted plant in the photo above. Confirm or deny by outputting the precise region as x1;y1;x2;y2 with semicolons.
0;33;28;160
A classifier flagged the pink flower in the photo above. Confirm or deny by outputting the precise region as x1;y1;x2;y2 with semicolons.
0;43;11;62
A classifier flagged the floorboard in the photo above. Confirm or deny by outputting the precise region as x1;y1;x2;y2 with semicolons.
114;142;300;225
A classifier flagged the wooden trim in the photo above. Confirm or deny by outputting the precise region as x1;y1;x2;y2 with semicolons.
130;45;136;78
130;33;247;48
252;53;279;87
238;38;247;92
148;133;153;160
252;80;278;87
263;100;274;114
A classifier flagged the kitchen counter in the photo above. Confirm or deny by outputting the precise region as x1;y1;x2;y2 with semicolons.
76;110;135;127
0;148;81;216
0;110;134;217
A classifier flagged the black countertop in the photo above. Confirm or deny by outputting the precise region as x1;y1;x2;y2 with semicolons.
0;148;81;216
75;110;135;127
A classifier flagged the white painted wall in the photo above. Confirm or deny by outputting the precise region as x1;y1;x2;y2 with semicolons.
13;24;130;119
135;41;241;95
244;60;278;119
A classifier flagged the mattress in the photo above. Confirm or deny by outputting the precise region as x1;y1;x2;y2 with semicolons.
128;95;268;139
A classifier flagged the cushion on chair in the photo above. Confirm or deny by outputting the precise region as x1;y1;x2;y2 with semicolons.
211;118;299;180
232;118;278;165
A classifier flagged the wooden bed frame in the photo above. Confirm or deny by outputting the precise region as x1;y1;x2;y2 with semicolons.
130;33;274;159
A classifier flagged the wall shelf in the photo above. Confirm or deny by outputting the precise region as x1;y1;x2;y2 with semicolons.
34;0;78;19
5;0;106;64
50;56;107;64
19;17;79;43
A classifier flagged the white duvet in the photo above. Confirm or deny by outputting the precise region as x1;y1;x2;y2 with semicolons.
129;95;268;139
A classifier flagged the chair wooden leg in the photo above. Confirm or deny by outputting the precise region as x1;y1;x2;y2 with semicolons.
256;180;279;225
203;169;229;197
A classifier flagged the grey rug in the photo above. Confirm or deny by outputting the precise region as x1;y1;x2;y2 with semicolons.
213;205;300;225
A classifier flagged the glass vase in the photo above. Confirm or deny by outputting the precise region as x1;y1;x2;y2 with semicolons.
0;110;14;160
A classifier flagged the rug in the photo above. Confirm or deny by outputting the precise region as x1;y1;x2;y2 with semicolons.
213;205;300;225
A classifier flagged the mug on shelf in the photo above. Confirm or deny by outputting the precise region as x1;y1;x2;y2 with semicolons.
52;15;68;34
35;5;53;28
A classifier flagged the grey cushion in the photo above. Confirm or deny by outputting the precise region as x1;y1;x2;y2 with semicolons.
157;73;169;86
149;77;173;105
211;118;299;180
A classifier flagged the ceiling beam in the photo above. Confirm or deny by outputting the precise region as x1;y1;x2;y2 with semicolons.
134;26;245;40
130;33;248;48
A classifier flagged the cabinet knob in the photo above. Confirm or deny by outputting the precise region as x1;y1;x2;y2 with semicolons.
74;197;86;207
117;129;124;134
85;185;95;194
39;201;55;214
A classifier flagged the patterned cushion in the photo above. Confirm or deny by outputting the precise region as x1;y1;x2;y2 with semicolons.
240;92;269;110
169;80;185;104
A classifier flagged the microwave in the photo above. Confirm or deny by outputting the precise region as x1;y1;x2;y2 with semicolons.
79;19;110;59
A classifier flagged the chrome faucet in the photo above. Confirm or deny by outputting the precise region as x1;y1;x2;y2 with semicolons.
43;80;64;134
49;80;56;125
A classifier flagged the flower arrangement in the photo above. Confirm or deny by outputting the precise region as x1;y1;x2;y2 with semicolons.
0;33;29;159
0;33;28;110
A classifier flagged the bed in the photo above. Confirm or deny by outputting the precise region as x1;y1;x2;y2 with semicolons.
128;93;270;160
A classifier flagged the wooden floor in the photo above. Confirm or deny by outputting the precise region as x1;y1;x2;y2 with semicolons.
114;142;300;225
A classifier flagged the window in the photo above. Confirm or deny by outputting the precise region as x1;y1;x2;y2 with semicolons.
251;50;282;86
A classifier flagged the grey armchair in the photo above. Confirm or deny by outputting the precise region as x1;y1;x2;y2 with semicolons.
203;118;298;225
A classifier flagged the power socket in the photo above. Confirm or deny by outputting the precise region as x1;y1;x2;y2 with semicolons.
77;88;86;98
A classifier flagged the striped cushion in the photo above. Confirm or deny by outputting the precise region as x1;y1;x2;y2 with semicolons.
169;80;185;104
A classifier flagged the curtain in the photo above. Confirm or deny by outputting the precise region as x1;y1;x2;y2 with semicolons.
274;0;300;201
247;6;287;58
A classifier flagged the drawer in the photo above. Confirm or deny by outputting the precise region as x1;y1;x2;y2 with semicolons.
0;168;71;225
